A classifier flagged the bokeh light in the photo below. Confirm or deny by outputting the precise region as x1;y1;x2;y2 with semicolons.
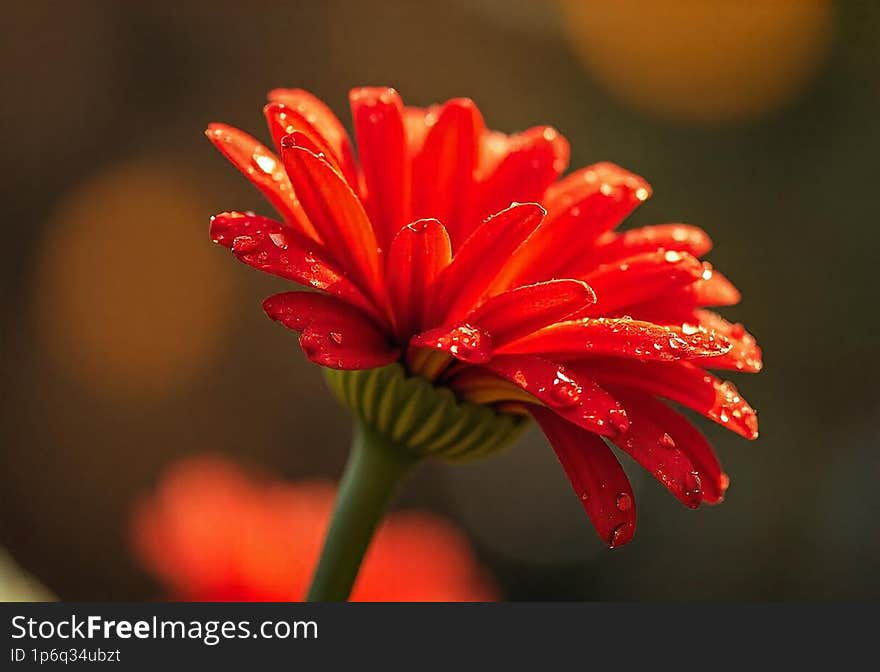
558;0;833;124
32;158;238;401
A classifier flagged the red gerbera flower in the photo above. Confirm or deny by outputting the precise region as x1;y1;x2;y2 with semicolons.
206;87;761;548
132;456;497;602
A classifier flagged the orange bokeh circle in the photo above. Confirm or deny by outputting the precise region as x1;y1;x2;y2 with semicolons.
559;0;833;124
34;158;238;400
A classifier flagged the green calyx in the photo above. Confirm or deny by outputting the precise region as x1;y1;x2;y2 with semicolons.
323;363;529;463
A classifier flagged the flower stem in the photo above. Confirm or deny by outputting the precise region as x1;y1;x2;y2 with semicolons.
306;420;418;601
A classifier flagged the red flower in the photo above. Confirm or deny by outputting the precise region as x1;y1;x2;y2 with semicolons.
207;87;761;547
132;456;497;601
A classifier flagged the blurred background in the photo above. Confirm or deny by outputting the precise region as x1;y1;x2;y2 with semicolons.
1;0;878;600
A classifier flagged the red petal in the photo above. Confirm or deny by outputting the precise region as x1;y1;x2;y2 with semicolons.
605;388;703;508
210;211;380;320
350;87;411;249
409;323;493;364
412;98;483;244
499;317;732;362
280;134;385;306
483;355;629;436
579;250;704;316
431;202;546;323
493;163;651;290
465;127;569;243
623;393;728;504
205;123;318;240
587;224;713;266
530;407;636;548
690;265;741;306
403;106;437;156
264;102;353;184
464;279;596;347
262;292;399;370
267;88;357;182
694;310;763;373
570;360;759;440
385;218;452;340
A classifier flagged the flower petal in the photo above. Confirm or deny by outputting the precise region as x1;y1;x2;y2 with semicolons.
694;310;763;373
579;250;704;316
605;388;703;509
412;98;483;244
264;102;353;184
494;162;651;289
267;88;357;182
530;407;636;548
466;126;569;243
431;202;546;323
499;317;731;362
622;393;728;504
483;355;628;436
386;218;452;340
588;223;713;266
205;123;318;240
280;134;385;306
262;292;399;370
409;324;493;364
465;280;597;346
570;360;759;440
210;211;380;321
350;87;411;249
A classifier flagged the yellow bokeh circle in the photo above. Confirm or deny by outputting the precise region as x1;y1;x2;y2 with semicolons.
34;158;238;400
559;0;833;123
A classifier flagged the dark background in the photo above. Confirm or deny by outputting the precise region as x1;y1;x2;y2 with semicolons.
1;0;877;600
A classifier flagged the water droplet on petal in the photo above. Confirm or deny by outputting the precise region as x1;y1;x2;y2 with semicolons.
328;331;343;345
658;432;676;449
608;523;628;548
616;492;632;511
549;370;582;406
684;471;702;496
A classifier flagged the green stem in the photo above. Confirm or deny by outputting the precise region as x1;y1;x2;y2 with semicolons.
306;420;418;601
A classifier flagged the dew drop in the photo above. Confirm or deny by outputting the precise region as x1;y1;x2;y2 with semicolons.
328;331;343;345
608;523;628;548
268;232;288;250
684;471;702;496
658;433;676;449
549;370;582;406
615;492;632;511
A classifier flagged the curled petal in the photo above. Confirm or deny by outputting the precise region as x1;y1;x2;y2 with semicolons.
693;310;763;373
386;219;452;340
412;98;483;243
624;394;728;504
350;87;411;248
606;388;703;509
483;355;628;436
463;280;596;347
579;250;705;316
500;163;650;286
264;102;352;183
588;224;713;266
466;126;569;242
204;123;317;240
267;88;357;182
531;407;636;548
499;317;731;362
570;360;759;440
280;134;385;306
431;202;546;323
210;212;380;320
263;292;399;370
